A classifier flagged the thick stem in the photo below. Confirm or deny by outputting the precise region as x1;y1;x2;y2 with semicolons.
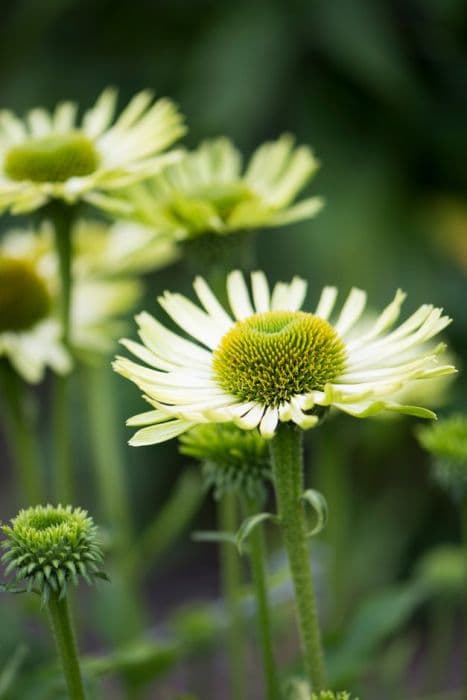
0;363;44;505
244;497;279;700
48;202;75;504
46;594;86;699
218;492;245;700
269;422;326;691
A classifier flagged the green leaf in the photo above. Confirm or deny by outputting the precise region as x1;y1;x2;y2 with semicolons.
0;645;28;699
301;489;328;536
191;530;237;546
235;512;279;555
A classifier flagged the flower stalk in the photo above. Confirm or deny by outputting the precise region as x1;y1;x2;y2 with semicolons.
243;496;279;700
47;593;86;700
0;363;44;504
47;202;75;503
218;492;245;700
269;422;326;691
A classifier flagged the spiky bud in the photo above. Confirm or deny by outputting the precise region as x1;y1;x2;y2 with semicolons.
1;504;107;604
179;423;271;501
283;680;358;700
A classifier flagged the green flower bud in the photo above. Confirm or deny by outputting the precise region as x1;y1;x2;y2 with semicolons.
179;423;271;501
417;414;467;498
283;679;358;700
1;504;107;604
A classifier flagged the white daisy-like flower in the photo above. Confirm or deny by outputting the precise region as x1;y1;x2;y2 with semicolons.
0;220;174;365
0;88;185;215
0;254;70;382
114;271;456;446
123;135;323;240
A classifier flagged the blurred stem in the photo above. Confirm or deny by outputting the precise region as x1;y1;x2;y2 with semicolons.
52;373;73;503
82;364;132;550
126;470;204;583
461;494;467;700
269;423;326;691
243;496;279;700
47;201;76;504
316;433;351;631
0;363;44;505
218;492;245;700
423;600;454;694
47;593;86;699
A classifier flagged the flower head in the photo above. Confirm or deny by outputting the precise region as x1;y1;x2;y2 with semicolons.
0;219;176;366
0;242;70;381
179;423;271;501
0;88;185;215
417;414;467;498
1;505;106;604
123;135;322;241
114;271;455;445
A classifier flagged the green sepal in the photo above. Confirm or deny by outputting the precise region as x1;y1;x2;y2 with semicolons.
301;489;328;537
0;581;28;594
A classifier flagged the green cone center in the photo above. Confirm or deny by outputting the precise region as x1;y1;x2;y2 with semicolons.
0;258;51;332
5;131;99;183
213;310;346;405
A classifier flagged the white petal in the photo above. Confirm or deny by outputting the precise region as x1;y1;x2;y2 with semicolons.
314;286;337;320
334;288;367;336
251;271;271;313
129;419;193;446
234;404;265;430
158;292;226;349
227;270;254;320
259;407;278;438
193;276;233;329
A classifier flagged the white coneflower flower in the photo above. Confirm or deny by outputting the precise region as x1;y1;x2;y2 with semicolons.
114;271;456;445
0;88;185;215
0;254;70;382
0;218;176;365
123;135;323;241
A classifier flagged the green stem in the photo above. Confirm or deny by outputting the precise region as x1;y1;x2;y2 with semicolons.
461;495;467;700
50;202;75;347
52;374;73;503
47;202;76;504
0;363;44;505
423;600;454;693
46;594;86;699
244;497;279;700
269;422;326;691
218;492;245;700
82;364;132;549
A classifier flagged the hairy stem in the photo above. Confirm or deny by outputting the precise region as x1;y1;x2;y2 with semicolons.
47;594;86;699
269;422;326;691
244;496;279;700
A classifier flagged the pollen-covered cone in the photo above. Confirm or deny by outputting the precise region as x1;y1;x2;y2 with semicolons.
122;135;323;241
114;270;456;446
0;87;185;215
